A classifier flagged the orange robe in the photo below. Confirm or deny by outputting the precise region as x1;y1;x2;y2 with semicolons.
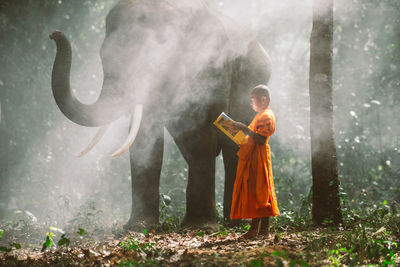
230;108;280;219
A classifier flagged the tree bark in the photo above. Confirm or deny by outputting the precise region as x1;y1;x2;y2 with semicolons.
309;0;342;225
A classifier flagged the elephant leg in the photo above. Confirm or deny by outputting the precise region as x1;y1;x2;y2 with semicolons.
168;125;218;230
221;139;242;227
124;120;164;231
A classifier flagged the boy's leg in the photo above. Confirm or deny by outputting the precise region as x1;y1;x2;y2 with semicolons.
259;217;270;236
240;218;260;239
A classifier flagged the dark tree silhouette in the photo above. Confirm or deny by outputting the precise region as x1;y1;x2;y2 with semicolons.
309;0;342;225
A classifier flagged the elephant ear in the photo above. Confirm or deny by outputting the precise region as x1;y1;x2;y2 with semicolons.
207;7;255;58
199;11;272;123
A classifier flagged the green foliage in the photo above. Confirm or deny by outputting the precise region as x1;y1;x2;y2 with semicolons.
120;239;140;251
298;200;399;266
328;243;356;266
249;258;262;267
39;227;82;251
68;200;104;234
216;225;229;237
11;243;21;250
0;229;22;252
119;259;140;267
77;228;86;237
41;231;56;252
158;193;183;232
119;258;156;267
119;238;157;256
196;231;205;237
271;250;309;267
0;246;11;253
40;227;65;252
57;234;70;247
327;234;398;267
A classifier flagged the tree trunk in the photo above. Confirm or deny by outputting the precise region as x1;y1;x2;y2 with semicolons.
309;0;342;225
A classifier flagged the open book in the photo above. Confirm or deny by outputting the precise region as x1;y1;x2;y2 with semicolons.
213;112;247;145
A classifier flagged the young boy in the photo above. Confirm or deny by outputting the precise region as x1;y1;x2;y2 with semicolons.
230;84;280;239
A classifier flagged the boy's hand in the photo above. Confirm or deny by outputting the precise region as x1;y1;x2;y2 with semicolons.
233;121;266;145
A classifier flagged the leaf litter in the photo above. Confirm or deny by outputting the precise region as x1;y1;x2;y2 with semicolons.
0;227;316;266
1;225;399;266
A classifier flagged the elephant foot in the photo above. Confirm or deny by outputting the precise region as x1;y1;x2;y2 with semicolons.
123;217;159;232
181;217;219;233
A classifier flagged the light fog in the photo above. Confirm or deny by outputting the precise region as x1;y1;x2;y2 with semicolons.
0;0;398;244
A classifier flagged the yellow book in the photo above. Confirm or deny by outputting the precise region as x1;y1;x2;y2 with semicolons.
213;112;247;145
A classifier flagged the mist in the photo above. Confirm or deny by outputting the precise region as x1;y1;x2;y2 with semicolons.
0;0;398;247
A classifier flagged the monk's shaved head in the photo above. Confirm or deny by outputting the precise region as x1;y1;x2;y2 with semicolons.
250;85;271;112
251;85;270;100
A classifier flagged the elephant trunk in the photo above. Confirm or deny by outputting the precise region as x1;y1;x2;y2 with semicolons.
49;30;126;127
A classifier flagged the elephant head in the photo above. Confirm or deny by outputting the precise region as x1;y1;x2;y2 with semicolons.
49;0;231;156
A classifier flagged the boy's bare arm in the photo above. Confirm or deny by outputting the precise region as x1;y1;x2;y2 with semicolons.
232;121;266;145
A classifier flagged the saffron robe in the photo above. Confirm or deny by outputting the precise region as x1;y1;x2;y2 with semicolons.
230;108;280;219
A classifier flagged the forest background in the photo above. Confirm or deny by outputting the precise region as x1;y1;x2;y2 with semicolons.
0;0;399;265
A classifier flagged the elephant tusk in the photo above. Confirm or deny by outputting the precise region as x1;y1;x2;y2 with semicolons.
111;104;143;157
75;125;110;157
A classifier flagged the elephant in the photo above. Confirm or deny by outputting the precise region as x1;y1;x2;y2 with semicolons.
49;0;272;230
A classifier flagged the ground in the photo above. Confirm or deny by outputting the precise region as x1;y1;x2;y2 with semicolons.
0;229;319;266
1;223;399;266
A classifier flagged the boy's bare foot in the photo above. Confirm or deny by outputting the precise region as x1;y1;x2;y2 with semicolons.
238;218;261;240
239;230;258;240
259;217;270;238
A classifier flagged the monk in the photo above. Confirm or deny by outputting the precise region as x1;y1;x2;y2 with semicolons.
230;84;280;239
